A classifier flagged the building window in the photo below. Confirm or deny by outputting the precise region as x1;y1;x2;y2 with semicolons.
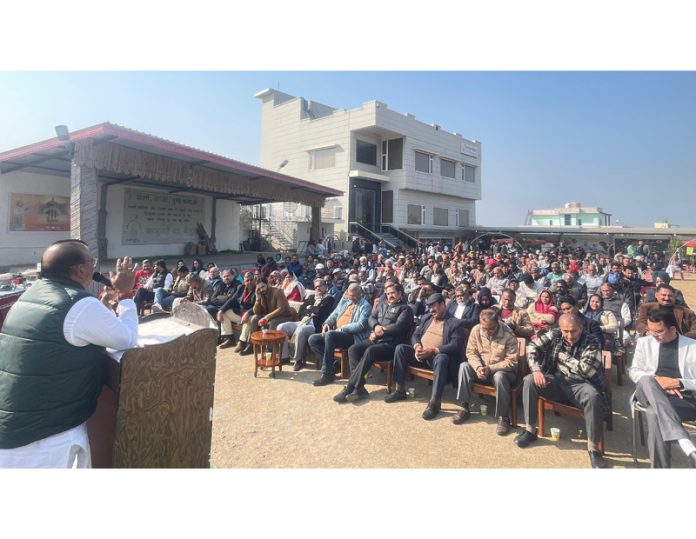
334;206;343;220
440;159;456;178
564;214;571;226
382;138;403;170
309;147;336;169
415;151;433;173
382;190;393;223
549;220;553;226
578;218;582;226
407;204;424;225
434;207;448;226
356;140;377;166
457;209;469;227
463;164;476;183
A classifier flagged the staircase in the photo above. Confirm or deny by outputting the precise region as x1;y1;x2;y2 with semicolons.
260;219;295;251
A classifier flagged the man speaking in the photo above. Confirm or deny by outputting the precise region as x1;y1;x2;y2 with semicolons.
0;239;139;468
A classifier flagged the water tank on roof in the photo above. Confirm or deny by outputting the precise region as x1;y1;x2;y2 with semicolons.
565;202;581;208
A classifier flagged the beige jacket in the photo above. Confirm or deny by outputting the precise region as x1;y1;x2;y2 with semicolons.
492;305;534;339
465;323;519;372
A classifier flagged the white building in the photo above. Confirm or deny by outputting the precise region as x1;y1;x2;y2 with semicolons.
255;89;482;248
524;202;612;227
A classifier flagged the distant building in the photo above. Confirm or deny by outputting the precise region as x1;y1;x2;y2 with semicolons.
524;202;612;227
255;88;482;249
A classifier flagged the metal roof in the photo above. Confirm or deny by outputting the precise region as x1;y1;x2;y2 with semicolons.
0;122;342;203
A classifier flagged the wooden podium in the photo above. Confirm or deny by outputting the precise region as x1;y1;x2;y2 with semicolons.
87;303;218;468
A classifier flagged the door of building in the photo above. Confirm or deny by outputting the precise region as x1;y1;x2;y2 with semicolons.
349;179;381;233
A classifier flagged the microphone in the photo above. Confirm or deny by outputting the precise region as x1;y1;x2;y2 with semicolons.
92;271;113;288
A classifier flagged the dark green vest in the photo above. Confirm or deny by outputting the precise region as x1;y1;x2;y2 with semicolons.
0;278;107;449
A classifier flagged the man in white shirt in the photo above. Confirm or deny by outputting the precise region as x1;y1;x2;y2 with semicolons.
630;308;696;468
0;239;139;468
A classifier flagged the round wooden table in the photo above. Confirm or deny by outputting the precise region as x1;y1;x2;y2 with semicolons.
250;330;286;378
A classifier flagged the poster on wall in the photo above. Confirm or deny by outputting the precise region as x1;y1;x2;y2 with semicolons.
122;188;205;245
8;193;70;232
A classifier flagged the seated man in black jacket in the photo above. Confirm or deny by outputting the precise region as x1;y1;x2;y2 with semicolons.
277;278;335;370
217;271;256;352
208;269;240;348
333;283;413;403
385;293;468;420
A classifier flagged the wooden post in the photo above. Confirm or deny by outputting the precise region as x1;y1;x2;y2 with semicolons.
310;205;321;243
97;180;109;263
210;197;217;246
70;162;99;260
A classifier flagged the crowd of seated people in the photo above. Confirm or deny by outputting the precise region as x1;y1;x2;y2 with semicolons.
122;238;695;468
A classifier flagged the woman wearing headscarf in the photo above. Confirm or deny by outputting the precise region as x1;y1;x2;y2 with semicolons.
527;288;559;336
475;286;497;310
281;270;306;302
583;293;620;353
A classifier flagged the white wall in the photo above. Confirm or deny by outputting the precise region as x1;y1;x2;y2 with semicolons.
257;89;482;241
0;170;242;267
0;171;71;266
104;185;241;258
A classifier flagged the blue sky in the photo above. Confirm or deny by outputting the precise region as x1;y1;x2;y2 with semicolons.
1;71;695;228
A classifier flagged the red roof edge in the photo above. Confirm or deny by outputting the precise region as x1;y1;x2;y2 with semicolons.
0;122;343;198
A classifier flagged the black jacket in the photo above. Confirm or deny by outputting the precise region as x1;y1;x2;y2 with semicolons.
446;299;481;330
413;312;469;387
299;294;336;332
369;301;413;345
221;284;256;315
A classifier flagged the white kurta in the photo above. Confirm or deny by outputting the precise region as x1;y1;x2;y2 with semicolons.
0;296;138;468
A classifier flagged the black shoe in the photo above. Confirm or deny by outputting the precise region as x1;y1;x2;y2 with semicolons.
293;360;304;372
513;430;538;448
689;452;696;468
313;374;335;387
452;405;471;425
217;337;235;349
239;344;253;356
346;386;369;403
588;450;609;469
384;390;408;403
422;403;441;420
333;386;352;403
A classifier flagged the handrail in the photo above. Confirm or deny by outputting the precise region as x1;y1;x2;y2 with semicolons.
348;221;396;250
381;224;421;248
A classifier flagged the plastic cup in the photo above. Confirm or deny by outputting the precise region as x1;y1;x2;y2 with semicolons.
550;427;560;441
265;351;272;364
407;387;416;398
480;404;488;416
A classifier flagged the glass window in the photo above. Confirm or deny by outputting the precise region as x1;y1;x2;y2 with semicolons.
440;159;456;178
356;140;377;166
415;151;433;173
385;138;403;170
310;147;336;169
434;208;448;226
463;164;476;183
457;209;469;227
382;190;393;223
407;204;423;225
564;214;571;226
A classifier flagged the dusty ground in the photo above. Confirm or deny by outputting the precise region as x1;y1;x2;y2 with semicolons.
210;273;696;469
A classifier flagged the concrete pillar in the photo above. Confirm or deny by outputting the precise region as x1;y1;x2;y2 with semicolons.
70;162;99;261
310;206;321;243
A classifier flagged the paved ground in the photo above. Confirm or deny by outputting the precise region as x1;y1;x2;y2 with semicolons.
210;273;696;469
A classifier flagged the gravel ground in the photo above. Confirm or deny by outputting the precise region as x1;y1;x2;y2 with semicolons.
210;273;696;469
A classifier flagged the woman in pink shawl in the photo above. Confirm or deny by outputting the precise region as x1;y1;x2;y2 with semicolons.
526;288;559;336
